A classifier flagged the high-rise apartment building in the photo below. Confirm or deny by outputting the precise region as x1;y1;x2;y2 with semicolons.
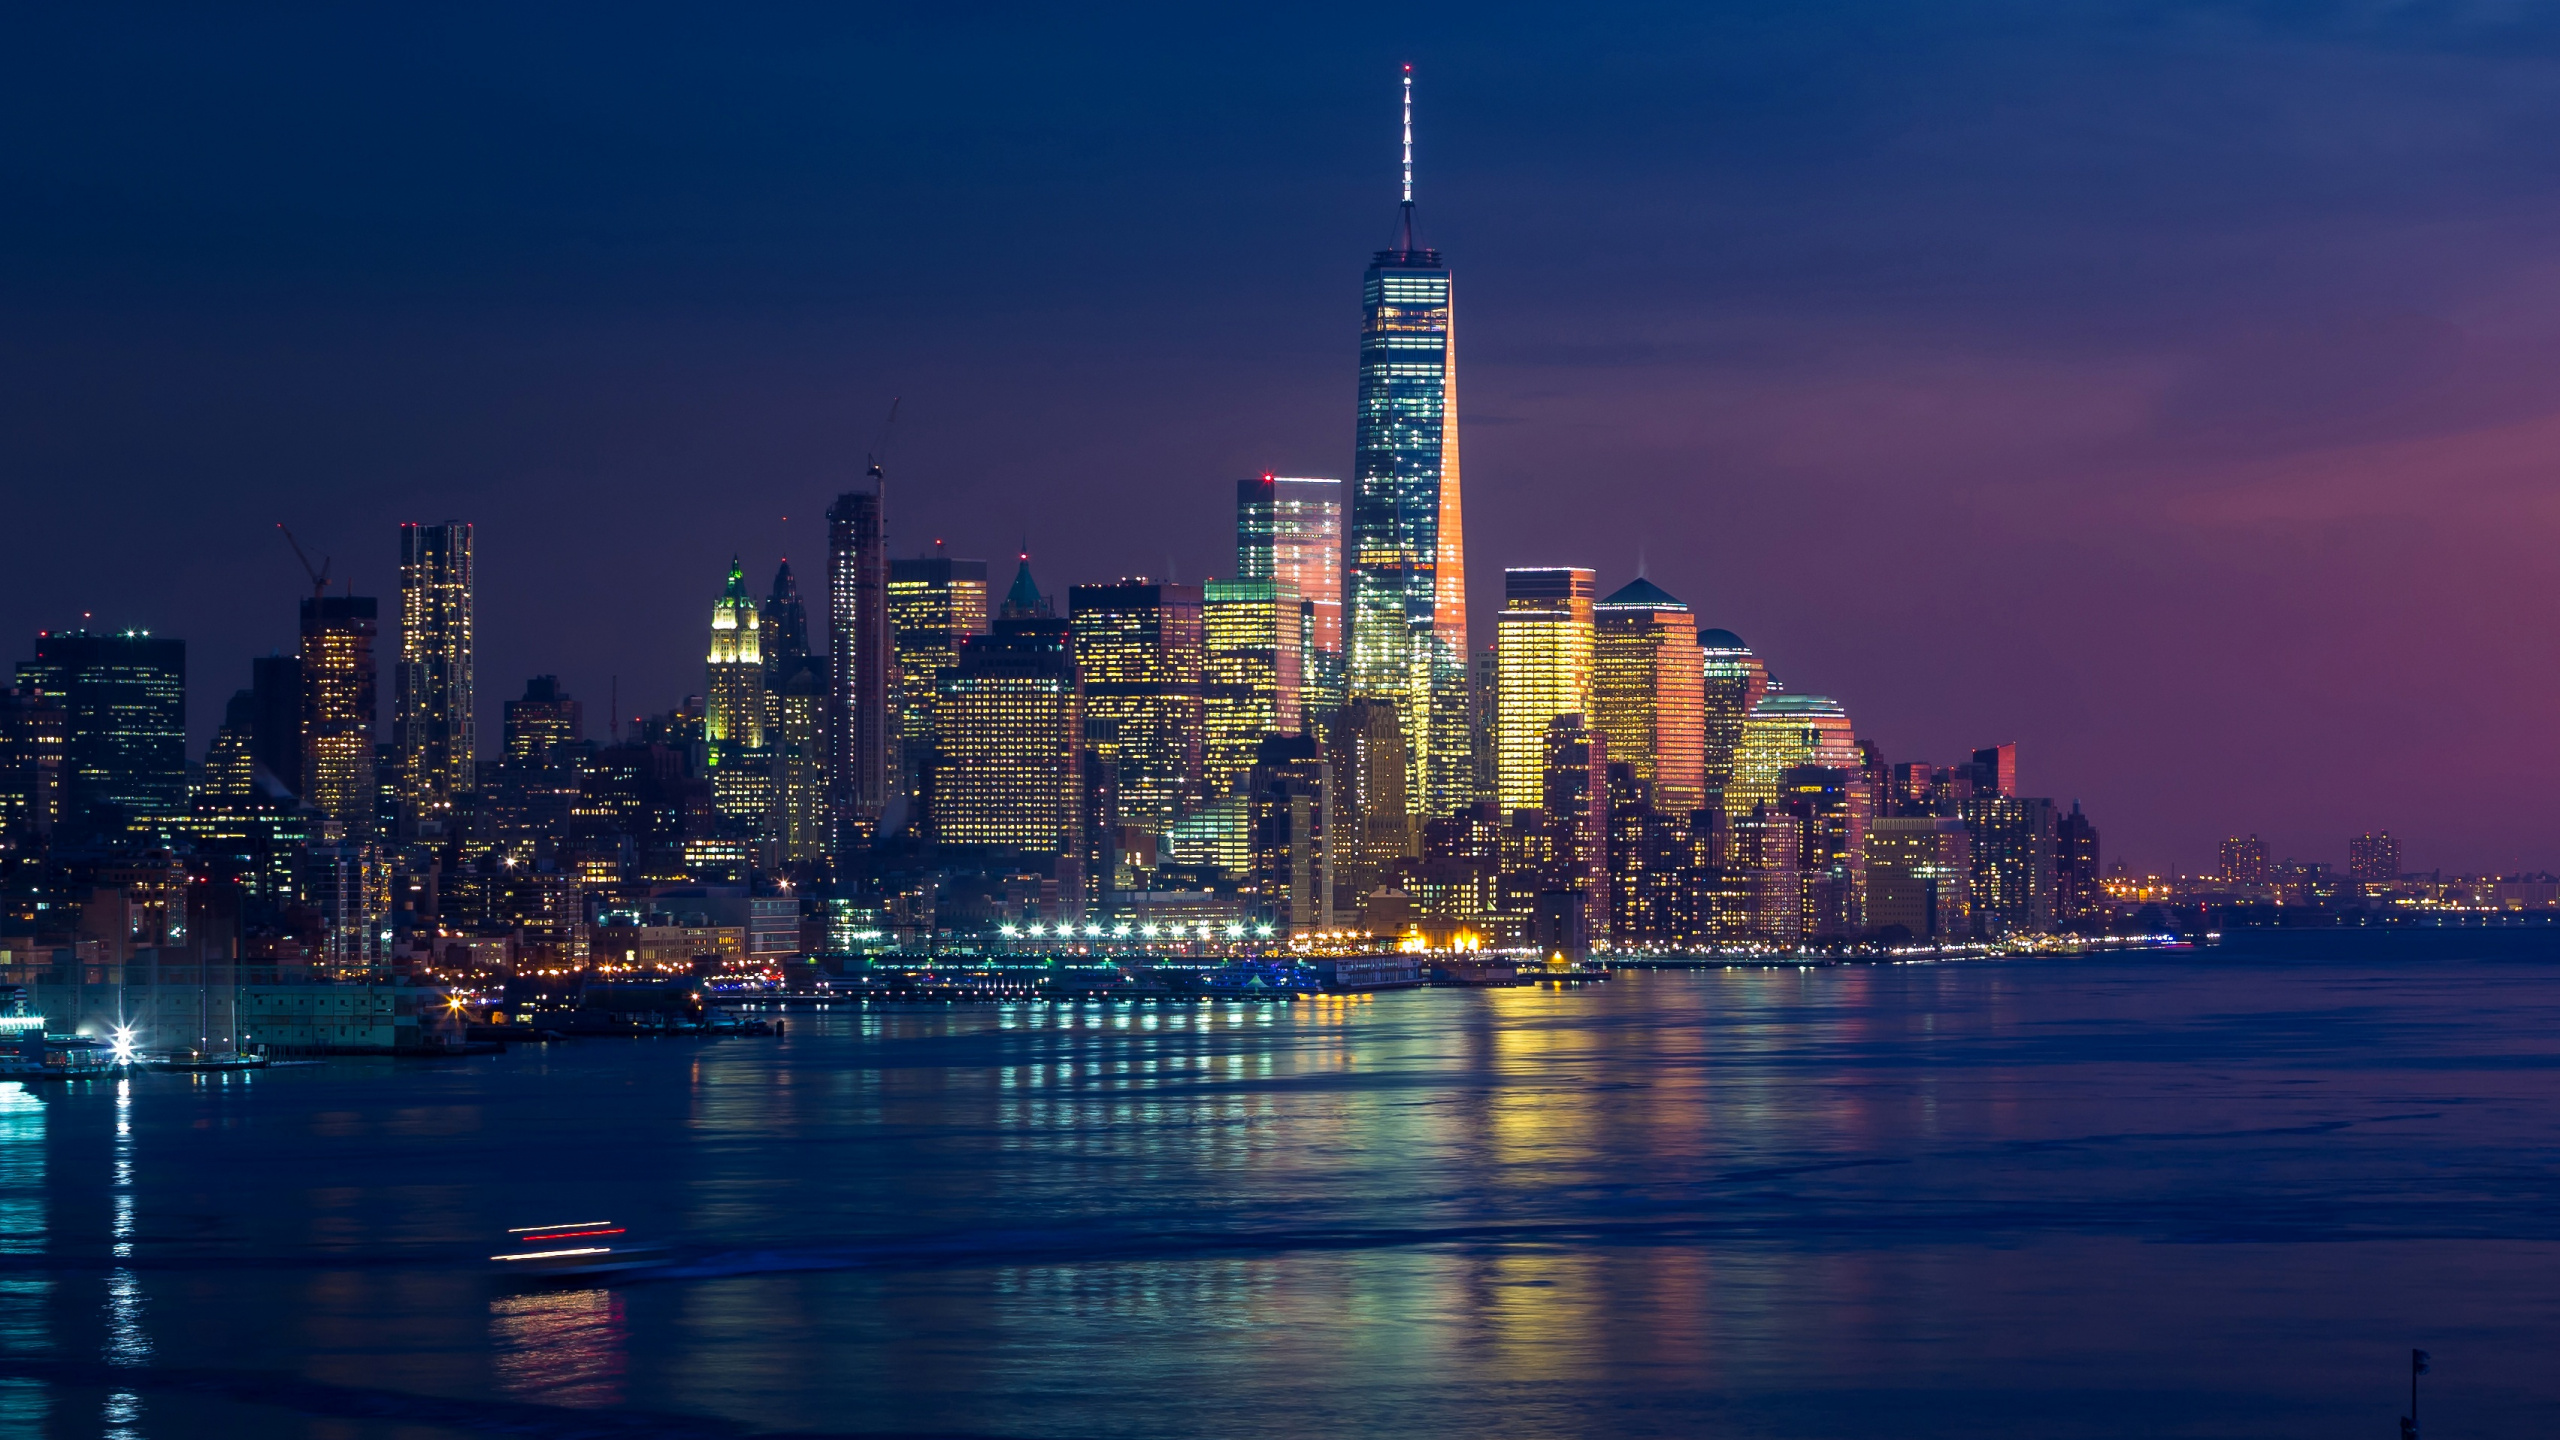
2348;831;2401;889
1347;71;1468;820
1698;629;1767;810
827;478;890;846
1961;795;2057;935
1237;475;1343;717
934;562;1082;858
1069;581;1204;834
2055;800;2102;927
889;545;991;817
1780;762;1869;940
704;559;770;827
1732;802;1804;948
1494;567;1596;814
298;594;377;830
16;630;187;849
1725;694;1858;821
1202;578;1304;802
1591;577;1706;818
395;521;475;831
1466;646;1497;807
767;659;828;867
2220;834;2269;887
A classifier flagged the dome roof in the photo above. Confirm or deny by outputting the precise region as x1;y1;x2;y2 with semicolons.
1749;692;1846;718
1696;627;1749;651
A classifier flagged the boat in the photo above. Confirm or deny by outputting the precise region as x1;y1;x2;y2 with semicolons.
148;1048;271;1072
490;1221;672;1283
0;993;124;1079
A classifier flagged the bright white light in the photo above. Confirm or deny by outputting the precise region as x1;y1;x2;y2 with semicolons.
1224;922;1245;938
109;1025;137;1064
1141;924;1160;939
1027;924;1046;938
1000;924;1019;938
1112;922;1132;937
1255;924;1275;939
1083;923;1102;938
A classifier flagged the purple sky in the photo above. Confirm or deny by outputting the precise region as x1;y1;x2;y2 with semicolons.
7;4;2560;873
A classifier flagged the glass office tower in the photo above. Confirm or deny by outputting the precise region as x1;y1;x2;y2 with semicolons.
298;594;378;832
1591;577;1706;818
395;520;475;832
1237;475;1342;716
1202;577;1304;802
1493;567;1595;815
14;629;186;849
1348;69;1468;821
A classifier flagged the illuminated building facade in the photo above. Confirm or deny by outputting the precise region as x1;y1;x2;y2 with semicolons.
704;558;771;827
1864;816;1971;941
1348;72;1469;820
1494;567;1595;814
15;630;187;850
934;598;1082;857
395;521;475;831
0;683;65;852
889;545;991;817
2055;800;2102;927
767;660;828;866
1725;693;1858;822
1540;714;1608;950
298;595;377;832
502;676;582;765
1203;577;1303;801
1960;794;2056;935
1698;628;1767;810
1778;762;1868;940
761;560;812;684
2348;831;2400;890
827;479;890;845
1237;475;1342;715
2220;834;2268;887
1732;802;1804;947
1069;581;1204;834
1591;577;1706;818
1325;697;1413;926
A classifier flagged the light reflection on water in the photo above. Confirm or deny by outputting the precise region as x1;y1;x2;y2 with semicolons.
0;958;2557;1437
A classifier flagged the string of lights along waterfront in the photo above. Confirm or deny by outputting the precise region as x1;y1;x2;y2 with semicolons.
0;68;2452;1039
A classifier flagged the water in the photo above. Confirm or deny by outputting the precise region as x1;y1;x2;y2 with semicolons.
3;953;2557;1438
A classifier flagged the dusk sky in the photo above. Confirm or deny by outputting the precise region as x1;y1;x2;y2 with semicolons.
7;3;2560;873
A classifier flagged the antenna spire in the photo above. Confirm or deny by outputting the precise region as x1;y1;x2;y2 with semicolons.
1399;64;1416;252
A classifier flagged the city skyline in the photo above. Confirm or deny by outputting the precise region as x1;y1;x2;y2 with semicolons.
9;13;2558;871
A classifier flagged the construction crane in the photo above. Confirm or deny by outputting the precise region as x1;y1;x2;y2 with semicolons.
276;523;331;600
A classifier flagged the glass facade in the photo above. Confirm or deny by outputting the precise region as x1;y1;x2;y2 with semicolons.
15;630;187;849
395;521;474;830
1202;577;1303;803
1349;245;1468;819
1724;693;1859;822
298;595;377;832
934;618;1082;855
888;546;991;817
1698;628;1767;811
1591;578;1706;818
1069;582;1204;834
1494;568;1595;815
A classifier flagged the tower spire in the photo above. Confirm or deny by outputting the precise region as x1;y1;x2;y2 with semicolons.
1399;64;1416;252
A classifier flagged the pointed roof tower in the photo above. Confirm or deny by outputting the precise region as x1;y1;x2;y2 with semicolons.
1000;551;1052;619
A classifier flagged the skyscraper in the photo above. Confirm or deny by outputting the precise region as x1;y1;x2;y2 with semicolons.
704;559;770;827
15;630;187;850
1246;733;1332;935
250;653;301;796
2055;800;2102;927
2220;834;2269;887
0;682;65;852
395;521;474;831
1347;68;1468;820
1591;577;1707;818
1237;475;1343;715
1961;795;2057;935
1494;567;1596;814
888;543;990;817
1863;816;1972;941
1069;581;1204;834
1325;697;1413;927
502;676;582;766
1724;694;1858;821
827;477;890;846
2348;831;2400;889
1202;577;1303;801
1540;714;1609;951
935;558;1082;859
299;594;377;831
761;560;812;686
1698;629;1768;810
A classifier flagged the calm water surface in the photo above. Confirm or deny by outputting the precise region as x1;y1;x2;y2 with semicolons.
4;954;2558;1438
